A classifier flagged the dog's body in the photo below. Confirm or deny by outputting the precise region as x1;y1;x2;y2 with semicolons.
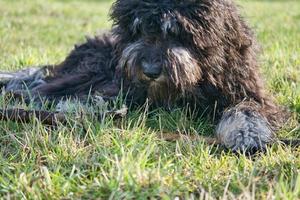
1;0;286;153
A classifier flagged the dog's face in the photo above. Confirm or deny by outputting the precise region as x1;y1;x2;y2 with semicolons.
111;0;224;105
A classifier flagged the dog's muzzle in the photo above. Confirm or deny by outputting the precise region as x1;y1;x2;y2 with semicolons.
141;61;162;79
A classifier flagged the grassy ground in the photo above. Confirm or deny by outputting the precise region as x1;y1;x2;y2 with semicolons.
0;0;299;199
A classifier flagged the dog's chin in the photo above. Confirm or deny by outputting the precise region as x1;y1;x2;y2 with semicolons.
141;76;180;108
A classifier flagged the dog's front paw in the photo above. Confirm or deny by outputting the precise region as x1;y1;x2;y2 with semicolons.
216;107;274;154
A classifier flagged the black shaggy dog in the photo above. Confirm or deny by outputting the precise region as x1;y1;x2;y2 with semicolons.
1;0;287;153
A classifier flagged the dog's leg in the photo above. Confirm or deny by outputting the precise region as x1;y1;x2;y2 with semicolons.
216;102;275;154
0;66;50;92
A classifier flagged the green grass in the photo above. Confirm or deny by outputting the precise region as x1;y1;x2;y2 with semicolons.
0;0;299;199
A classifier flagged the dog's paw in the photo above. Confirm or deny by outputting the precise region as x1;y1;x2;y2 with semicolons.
216;107;274;154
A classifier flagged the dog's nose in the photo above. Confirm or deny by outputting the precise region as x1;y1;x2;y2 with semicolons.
141;62;162;79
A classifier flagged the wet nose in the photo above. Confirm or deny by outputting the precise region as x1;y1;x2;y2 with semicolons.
141;62;162;79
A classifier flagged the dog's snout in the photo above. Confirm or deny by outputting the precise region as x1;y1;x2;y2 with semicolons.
141;61;162;79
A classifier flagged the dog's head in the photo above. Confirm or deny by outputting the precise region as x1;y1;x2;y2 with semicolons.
110;0;242;105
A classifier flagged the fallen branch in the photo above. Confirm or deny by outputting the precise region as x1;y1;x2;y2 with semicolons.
158;132;221;145
159;132;300;148
278;138;300;147
0;106;128;126
0;109;66;125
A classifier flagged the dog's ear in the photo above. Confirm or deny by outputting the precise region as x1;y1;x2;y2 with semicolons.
109;0;137;27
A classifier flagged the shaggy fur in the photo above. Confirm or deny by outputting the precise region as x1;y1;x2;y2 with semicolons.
2;0;286;153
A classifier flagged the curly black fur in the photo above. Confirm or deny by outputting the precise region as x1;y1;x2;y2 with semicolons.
2;0;288;153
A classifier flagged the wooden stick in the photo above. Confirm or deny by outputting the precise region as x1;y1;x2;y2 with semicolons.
0;107;128;126
278;138;300;147
0;109;66;125
158;132;221;145
158;132;300;147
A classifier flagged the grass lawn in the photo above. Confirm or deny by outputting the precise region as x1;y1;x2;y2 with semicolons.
0;0;299;199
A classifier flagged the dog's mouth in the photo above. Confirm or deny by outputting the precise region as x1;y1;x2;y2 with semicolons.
140;73;168;85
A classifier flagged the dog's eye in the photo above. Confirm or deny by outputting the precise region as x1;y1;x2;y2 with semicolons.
161;13;179;36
